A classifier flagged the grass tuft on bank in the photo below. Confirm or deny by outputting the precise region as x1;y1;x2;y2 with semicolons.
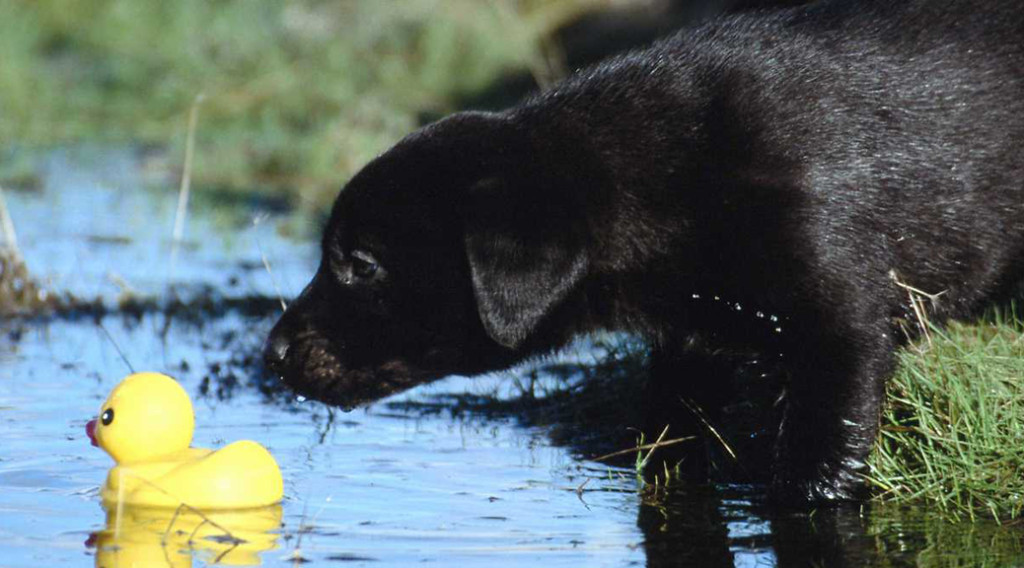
868;309;1024;521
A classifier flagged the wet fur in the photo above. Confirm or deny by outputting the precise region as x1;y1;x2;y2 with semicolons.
266;0;1024;502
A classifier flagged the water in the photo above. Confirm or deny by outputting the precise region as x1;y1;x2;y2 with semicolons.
2;149;1024;567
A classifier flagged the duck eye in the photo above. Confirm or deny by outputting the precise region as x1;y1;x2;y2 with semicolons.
101;408;114;426
351;251;379;280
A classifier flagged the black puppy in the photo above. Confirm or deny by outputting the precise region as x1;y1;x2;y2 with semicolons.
265;0;1024;502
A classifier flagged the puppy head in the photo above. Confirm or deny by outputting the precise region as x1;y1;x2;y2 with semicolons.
264;111;595;408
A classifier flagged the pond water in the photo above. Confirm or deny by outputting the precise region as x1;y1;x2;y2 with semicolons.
2;149;1024;567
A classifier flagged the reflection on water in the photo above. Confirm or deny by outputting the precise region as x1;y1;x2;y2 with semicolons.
2;149;1024;566
88;505;282;567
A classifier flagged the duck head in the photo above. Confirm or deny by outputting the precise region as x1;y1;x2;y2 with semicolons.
86;372;194;464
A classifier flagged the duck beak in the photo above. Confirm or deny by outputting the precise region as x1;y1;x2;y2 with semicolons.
86;419;98;447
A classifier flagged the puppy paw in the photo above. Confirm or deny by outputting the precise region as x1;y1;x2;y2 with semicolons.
770;457;868;504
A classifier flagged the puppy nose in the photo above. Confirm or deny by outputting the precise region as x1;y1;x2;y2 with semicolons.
263;333;291;372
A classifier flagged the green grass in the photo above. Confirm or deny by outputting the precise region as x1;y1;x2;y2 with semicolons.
868;308;1024;521
0;0;582;209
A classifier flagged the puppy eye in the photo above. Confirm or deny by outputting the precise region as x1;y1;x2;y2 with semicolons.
350;250;380;280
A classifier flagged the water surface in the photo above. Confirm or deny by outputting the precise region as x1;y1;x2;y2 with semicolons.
2;149;1023;567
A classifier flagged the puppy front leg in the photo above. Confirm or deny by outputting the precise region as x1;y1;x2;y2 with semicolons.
643;342;737;480
771;327;896;502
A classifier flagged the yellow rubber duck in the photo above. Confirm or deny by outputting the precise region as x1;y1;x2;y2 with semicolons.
86;372;284;509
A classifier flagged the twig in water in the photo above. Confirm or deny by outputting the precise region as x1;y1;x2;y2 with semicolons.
0;185;22;263
162;502;244;550
575;478;592;510
289;494;334;563
317;407;336;445
638;425;670;473
591;430;694;464
97;321;135;374
678;397;738;463
169;93;206;279
254;213;287;312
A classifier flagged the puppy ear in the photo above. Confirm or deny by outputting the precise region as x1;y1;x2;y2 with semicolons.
464;176;589;350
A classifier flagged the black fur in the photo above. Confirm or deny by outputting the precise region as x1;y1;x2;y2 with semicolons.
265;0;1024;502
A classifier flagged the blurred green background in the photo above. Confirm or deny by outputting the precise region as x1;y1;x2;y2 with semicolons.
0;0;619;214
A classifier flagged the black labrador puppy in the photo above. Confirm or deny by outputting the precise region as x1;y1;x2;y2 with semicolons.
265;0;1024;502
